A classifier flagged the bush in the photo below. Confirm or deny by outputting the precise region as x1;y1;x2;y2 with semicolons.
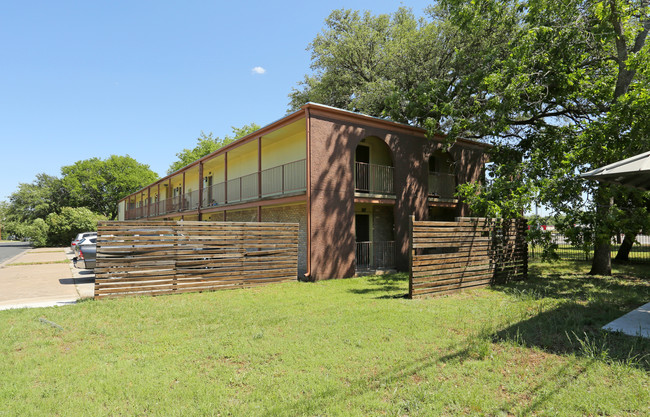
25;218;49;247
46;207;106;246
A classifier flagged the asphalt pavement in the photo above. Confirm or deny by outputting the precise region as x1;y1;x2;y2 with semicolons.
0;241;31;263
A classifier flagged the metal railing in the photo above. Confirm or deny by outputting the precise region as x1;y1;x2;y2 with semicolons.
261;159;307;197
124;159;308;220
202;159;306;208
355;241;396;269
355;162;394;195
201;182;226;208
428;172;456;198
182;190;200;211
529;233;650;263
125;207;137;220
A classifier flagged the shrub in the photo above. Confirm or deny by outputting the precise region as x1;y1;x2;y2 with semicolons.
46;207;106;246
25;218;49;247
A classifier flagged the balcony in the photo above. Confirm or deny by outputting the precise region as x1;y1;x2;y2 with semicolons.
355;162;394;195
428;172;456;199
202;159;307;208
124;159;307;219
355;241;395;270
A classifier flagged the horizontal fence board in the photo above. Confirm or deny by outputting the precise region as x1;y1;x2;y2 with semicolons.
412;269;494;285
412;274;494;289
95;220;299;299
412;261;493;276
412;241;492;249
409;217;527;298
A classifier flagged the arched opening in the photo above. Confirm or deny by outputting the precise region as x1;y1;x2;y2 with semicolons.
353;137;396;272
354;136;394;195
428;150;457;199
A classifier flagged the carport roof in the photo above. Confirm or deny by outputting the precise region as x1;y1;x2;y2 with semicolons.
580;150;650;191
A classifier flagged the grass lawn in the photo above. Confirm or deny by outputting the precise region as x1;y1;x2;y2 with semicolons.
1;261;649;416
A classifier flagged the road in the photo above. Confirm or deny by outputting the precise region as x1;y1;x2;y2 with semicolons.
0;242;32;264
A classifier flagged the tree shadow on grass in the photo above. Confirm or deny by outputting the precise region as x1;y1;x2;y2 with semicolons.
258;325;602;417
491;267;650;371
499;263;650;310
347;273;409;298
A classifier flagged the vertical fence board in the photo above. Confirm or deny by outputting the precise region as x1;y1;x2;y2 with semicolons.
409;217;527;298
94;221;299;299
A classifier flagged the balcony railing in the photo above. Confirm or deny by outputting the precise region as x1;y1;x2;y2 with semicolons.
355;162;394;195
201;182;226;208
428;172;456;199
182;190;200;211
355;241;395;270
261;159;307;197
124;159;307;219
201;159;307;209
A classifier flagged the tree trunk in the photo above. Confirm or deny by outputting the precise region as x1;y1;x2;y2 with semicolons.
614;233;636;261
589;185;612;275
590;241;612;275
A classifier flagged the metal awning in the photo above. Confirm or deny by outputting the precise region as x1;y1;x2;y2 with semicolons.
580;150;650;191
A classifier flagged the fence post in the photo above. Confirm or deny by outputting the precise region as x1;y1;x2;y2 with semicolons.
522;219;528;279
408;215;414;299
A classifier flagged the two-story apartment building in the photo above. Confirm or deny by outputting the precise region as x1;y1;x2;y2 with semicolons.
118;103;489;280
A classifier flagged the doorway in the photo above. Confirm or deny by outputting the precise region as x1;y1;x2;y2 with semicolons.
355;214;370;242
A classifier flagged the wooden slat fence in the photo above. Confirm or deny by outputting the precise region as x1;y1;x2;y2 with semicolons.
409;217;527;298
95;220;298;299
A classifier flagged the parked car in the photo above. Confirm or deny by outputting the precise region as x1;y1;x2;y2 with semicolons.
71;231;97;252
74;236;97;257
77;238;97;270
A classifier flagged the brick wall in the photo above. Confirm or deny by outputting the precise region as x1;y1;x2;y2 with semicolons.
225;209;258;222
262;204;307;276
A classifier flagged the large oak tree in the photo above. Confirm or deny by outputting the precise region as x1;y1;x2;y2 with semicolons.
62;155;159;220
291;1;650;275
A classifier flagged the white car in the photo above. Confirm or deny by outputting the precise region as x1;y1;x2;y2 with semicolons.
71;232;97;252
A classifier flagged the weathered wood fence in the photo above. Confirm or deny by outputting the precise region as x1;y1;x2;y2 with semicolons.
409;217;527;298
95;221;298;299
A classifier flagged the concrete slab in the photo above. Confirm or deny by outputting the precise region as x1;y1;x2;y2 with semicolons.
0;247;95;310
602;302;650;338
0;263;77;304
10;250;68;264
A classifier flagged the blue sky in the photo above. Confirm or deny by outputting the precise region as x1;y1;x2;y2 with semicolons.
0;0;434;202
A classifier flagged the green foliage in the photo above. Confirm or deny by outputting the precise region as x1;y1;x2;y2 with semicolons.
6;174;70;223
62;155;159;220
289;4;520;127
288;7;445;119
3;155;157;244
24;218;49;247
295;1;650;274
444;0;650;274
45;207;105;246
167;124;261;174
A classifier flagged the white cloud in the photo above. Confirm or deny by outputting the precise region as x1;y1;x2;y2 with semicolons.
251;66;266;75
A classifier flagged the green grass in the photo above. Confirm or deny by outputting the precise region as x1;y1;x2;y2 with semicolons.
1;262;649;416
6;260;71;266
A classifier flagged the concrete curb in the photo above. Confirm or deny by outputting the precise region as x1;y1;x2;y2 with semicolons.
65;248;96;300
0;298;79;311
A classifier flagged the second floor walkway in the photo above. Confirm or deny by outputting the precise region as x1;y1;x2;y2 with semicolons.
126;159;306;220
